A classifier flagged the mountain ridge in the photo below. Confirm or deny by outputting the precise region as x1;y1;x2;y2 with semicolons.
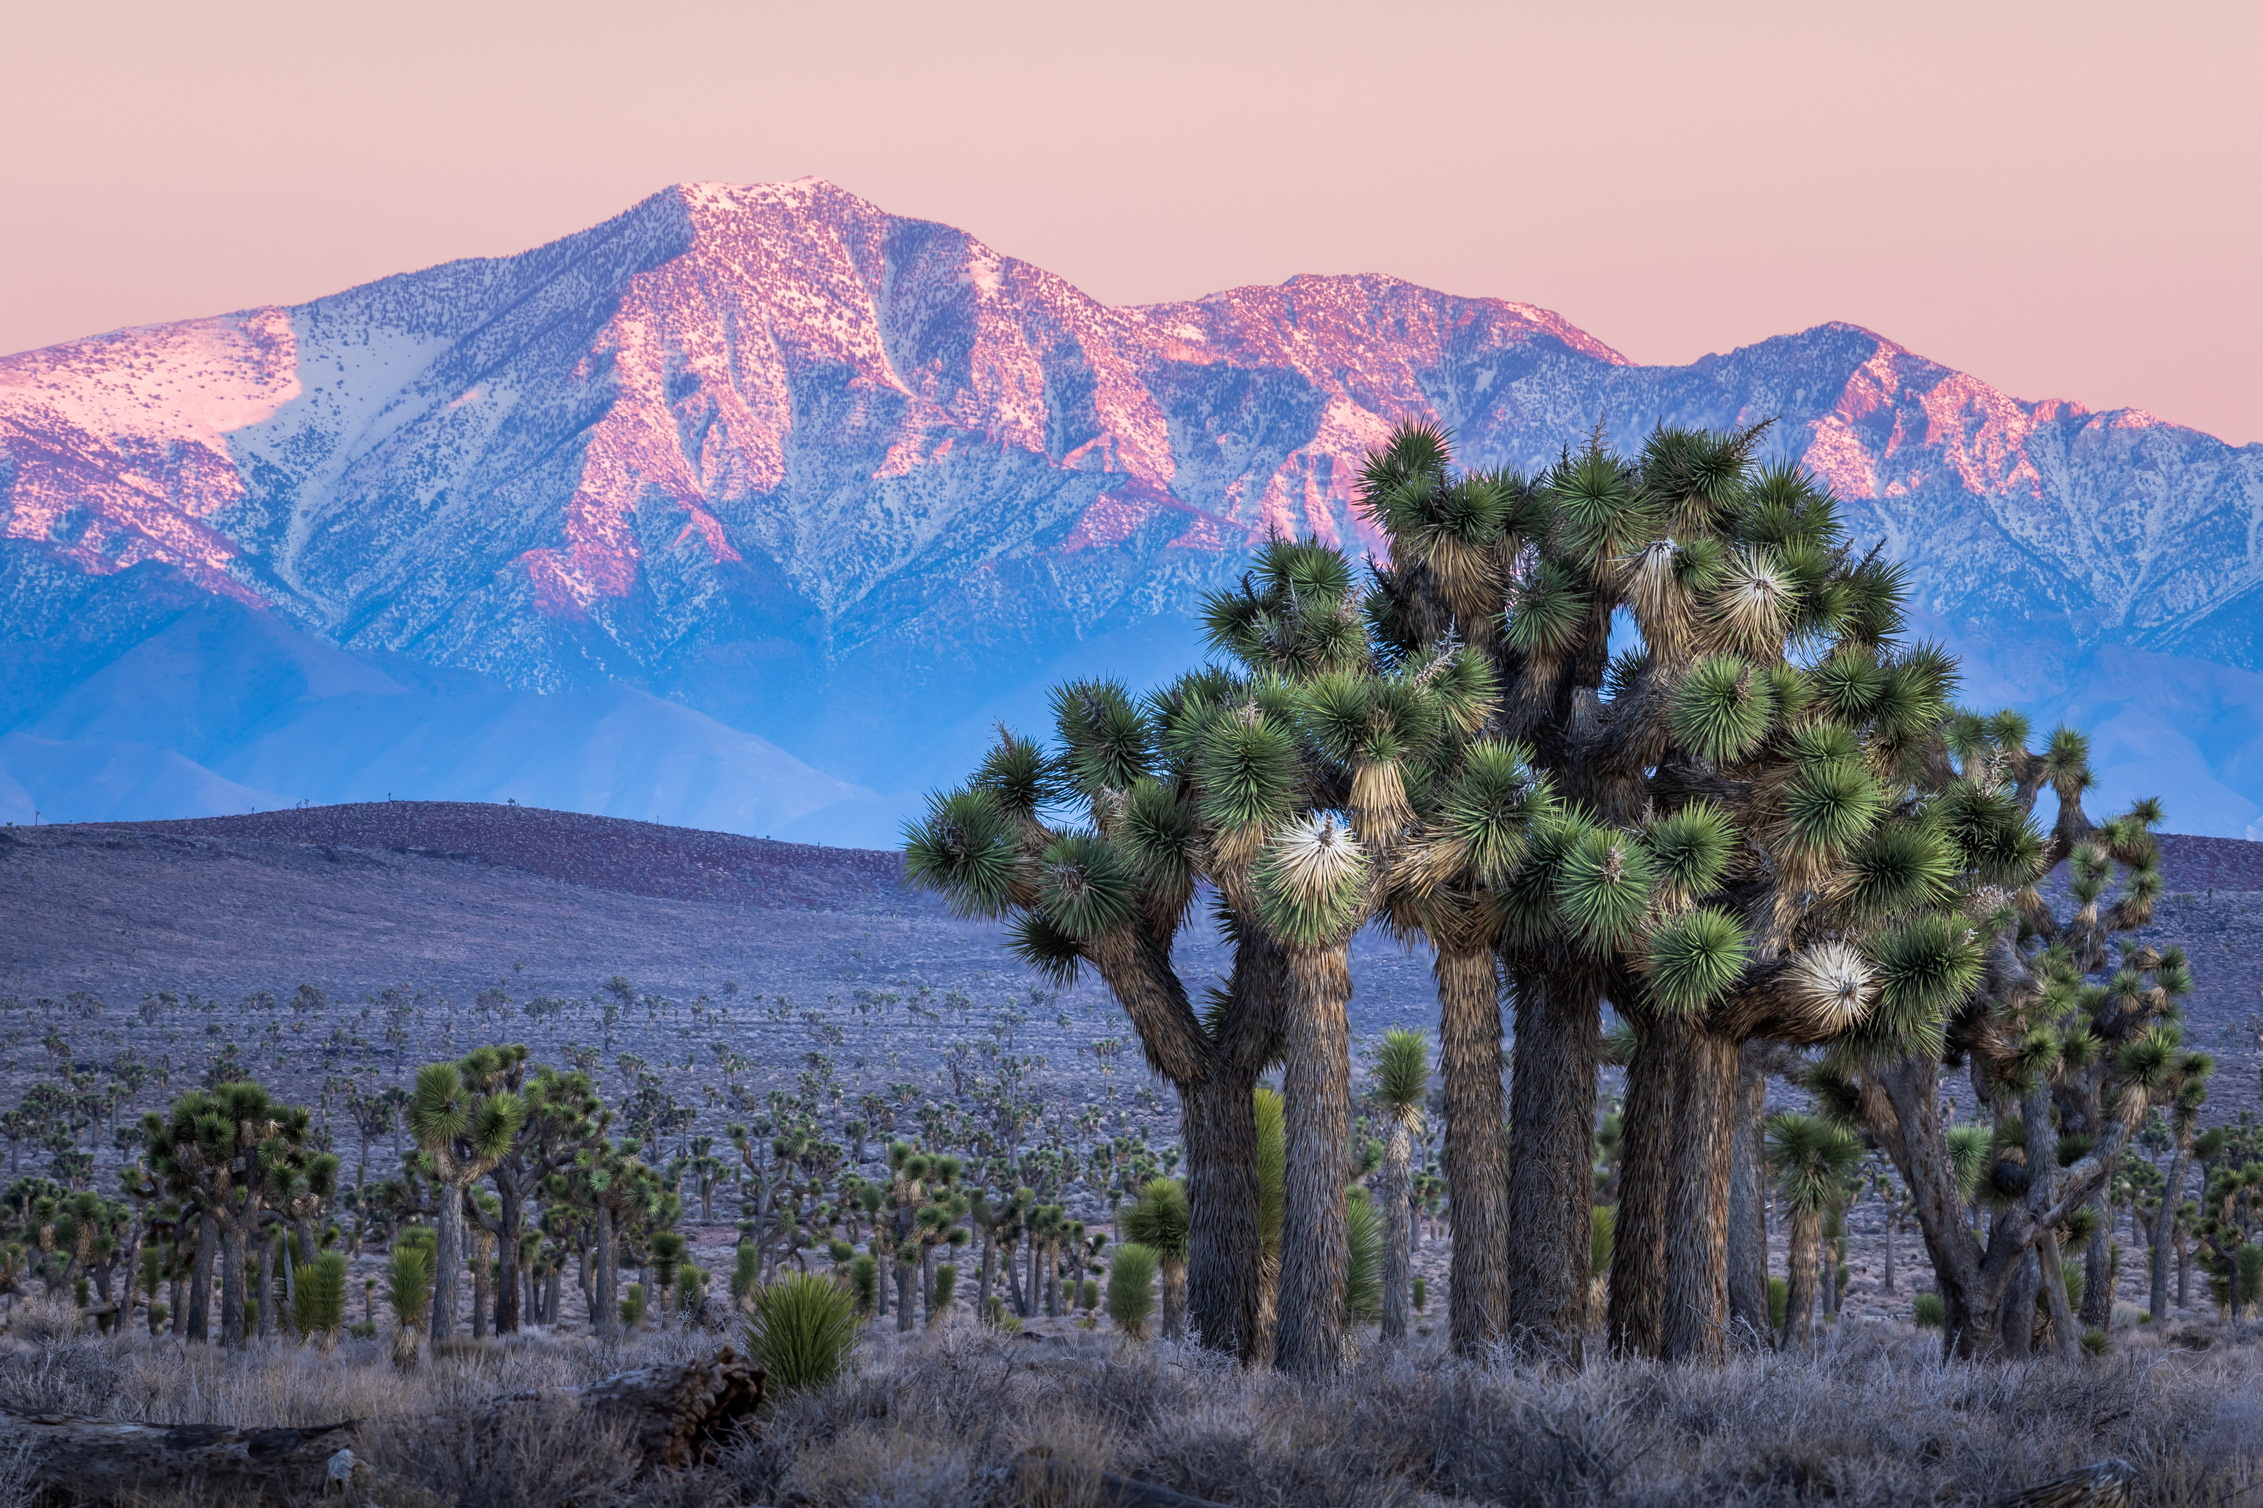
4;177;2260;843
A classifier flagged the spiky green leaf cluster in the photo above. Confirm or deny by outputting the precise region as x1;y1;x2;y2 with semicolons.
903;789;1020;918
1252;813;1370;947
1554;828;1654;954
1672;655;1775;764
1647;908;1752;1015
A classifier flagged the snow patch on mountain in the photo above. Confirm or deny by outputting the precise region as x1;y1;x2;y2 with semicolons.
3;179;2262;842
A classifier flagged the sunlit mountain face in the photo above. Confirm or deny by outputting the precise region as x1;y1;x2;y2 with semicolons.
6;178;2261;844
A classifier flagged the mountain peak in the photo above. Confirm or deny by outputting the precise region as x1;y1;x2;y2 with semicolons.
7;185;2263;843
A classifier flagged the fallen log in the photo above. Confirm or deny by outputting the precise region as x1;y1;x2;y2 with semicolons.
0;1347;764;1506
2002;1458;2136;1508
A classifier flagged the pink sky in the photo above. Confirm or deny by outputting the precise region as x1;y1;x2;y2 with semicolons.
6;0;2259;443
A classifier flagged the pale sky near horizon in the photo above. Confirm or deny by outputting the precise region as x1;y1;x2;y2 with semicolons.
5;0;2259;442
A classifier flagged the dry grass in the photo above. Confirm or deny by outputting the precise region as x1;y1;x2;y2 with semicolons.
0;1319;2258;1506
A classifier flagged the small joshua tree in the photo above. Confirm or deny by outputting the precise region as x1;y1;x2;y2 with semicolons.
405;1050;525;1345
1120;1178;1191;1341
1765;1112;1863;1352
1368;1030;1428;1343
139;1081;310;1347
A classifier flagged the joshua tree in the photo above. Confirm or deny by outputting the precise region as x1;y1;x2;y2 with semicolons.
139;1082;309;1346
906;697;1280;1359
1765;1112;1864;1352
1120;1176;1191;1341
2150;1058;2215;1319
1363;423;2019;1361
475;1063;601;1334
557;1137;666;1340
1728;1040;1806;1339
907;541;1491;1373
1368;1029;1427;1343
1818;750;2195;1358
405;1049;526;1344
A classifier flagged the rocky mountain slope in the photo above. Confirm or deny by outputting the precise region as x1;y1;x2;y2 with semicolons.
5;179;2260;842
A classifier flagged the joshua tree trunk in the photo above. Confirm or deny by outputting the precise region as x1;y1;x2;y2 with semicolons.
1727;1044;1773;1342
492;1183;524;1334
2151;1136;2190;1319
977;1237;995;1320
471;1228;495;1341
218;1220;246;1348
1505;963;1602;1358
1160;1256;1187;1342
2022;1084;2083;1361
593;1204;619;1341
2080;1188;2114;1330
1659;1025;1740;1362
391;1308;421;1367
2037;1227;2081;1360
1439;945;1509;1355
187;1216;213;1343
2002;1249;2039;1358
1607;1022;1674;1355
895;1258;916;1332
1781;1204;1820;1352
1378;1111;1413;1344
430;1186;467;1345
1181;1061;1264;1362
255;1236;277;1339
1274;945;1352;1376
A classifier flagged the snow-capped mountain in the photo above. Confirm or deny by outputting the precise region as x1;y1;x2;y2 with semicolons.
5;179;2260;843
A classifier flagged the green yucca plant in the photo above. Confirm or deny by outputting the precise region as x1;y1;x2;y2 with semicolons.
747;1271;861;1395
1108;1243;1160;1340
1343;1186;1382;1327
848;1253;879;1317
293;1250;349;1340
731;1242;761;1309
674;1263;709;1318
930;1263;958;1325
384;1243;432;1369
1914;1291;1947;1328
